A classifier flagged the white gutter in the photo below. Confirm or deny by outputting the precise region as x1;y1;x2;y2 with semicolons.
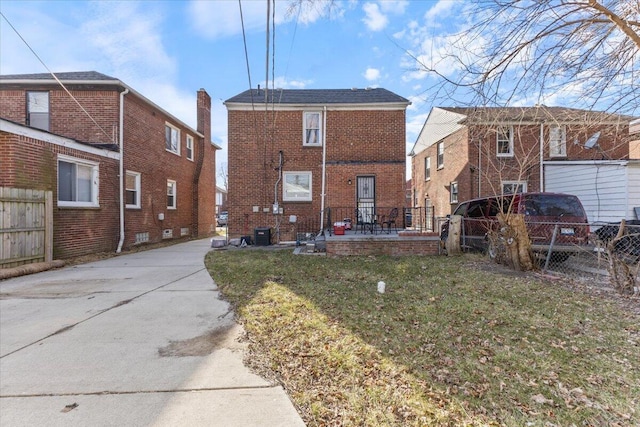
319;106;327;234
539;123;544;192
116;88;129;253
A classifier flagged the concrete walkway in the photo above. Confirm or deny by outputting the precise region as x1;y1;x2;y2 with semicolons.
0;239;305;426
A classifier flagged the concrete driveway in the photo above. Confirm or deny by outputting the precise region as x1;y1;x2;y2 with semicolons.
0;239;304;426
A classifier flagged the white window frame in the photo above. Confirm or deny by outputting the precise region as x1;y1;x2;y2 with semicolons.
27;91;50;131
125;171;141;209
549;125;566;157
496;125;514;157
501;181;527;195
424;156;431;181
57;155;99;208
165;123;180;155
450;181;458;204
437;141;444;169
167;180;177;209
283;171;312;202
303;111;322;146
186;134;194;161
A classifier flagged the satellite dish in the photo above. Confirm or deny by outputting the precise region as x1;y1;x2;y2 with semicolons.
584;131;601;149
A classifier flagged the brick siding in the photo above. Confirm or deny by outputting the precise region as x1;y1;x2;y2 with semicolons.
1;83;217;259
227;108;407;241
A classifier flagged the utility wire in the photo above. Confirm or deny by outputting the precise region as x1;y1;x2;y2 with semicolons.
1;11;114;144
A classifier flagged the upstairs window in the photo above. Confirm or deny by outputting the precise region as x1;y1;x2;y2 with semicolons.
437;141;444;169
549;125;566;157
57;155;99;208
126;171;141;208
186;135;194;160
496;126;514;157
165;123;180;155
303;112;322;146
167;180;177;209
424;157;431;181
27;91;49;131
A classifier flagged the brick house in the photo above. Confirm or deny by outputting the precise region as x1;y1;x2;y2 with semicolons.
224;88;410;242
0;71;218;259
410;106;637;220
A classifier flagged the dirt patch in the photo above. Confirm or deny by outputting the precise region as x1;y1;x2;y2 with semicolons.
158;323;237;357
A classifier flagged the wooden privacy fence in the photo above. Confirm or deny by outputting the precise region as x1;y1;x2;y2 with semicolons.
0;187;53;268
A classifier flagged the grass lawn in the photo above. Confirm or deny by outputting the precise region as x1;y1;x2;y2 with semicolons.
205;249;639;426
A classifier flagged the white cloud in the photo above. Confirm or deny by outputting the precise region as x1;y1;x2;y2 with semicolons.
379;0;409;14
262;76;313;89
0;6;95;74
362;1;408;32
424;0;459;27
362;3;388;31
188;0;289;39
81;2;175;82
363;67;381;81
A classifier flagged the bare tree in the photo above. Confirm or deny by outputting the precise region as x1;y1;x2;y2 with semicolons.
411;0;639;116
217;162;228;191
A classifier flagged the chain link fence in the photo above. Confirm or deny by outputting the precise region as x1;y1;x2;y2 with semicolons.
439;217;640;295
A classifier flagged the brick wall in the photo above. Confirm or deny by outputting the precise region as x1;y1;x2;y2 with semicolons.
326;235;440;256
1;84;217;255
411;127;471;217
1;131;120;258
412;121;631;218
227;108;407;241
121;93;215;247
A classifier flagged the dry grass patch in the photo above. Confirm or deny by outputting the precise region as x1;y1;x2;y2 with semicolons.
205;250;639;426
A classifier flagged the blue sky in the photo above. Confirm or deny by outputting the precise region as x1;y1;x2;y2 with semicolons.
1;0;470;179
3;0;633;180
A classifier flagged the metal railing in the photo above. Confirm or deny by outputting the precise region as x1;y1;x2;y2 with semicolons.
323;206;435;236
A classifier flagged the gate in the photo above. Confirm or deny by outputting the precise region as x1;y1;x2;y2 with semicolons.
0;187;53;268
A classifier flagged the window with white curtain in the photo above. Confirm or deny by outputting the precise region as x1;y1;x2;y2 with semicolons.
303;112;322;146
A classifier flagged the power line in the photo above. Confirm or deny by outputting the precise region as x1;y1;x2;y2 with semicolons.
1;11;115;144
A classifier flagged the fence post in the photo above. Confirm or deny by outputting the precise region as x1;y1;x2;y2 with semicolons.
447;215;462;255
542;224;559;273
45;191;53;262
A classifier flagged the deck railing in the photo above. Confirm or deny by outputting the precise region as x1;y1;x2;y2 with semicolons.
323;206;435;235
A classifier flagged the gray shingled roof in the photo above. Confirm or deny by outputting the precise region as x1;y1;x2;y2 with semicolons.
225;88;410;105
0;71;118;81
440;106;634;124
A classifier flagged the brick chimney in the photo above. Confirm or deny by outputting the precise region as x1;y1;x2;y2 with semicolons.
197;88;211;142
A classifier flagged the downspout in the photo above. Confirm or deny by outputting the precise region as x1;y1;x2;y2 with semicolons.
539;123;544;192
274;150;283;243
319;106;327;234
116;88;129;253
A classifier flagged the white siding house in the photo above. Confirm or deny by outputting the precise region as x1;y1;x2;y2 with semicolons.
544;160;640;223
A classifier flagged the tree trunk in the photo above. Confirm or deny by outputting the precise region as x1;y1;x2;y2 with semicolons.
446;215;462;255
496;213;534;271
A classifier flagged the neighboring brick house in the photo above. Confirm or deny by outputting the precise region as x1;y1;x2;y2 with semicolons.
224;88;410;242
410;106;636;220
215;185;227;214
0;71;218;259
